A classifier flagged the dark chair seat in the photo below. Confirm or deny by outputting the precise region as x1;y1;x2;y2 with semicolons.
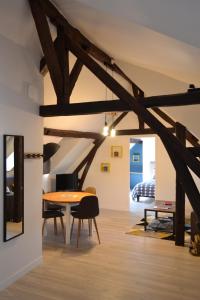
42;201;65;242
47;203;65;211
43;210;64;219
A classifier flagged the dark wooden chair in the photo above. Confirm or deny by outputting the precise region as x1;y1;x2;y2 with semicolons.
42;201;65;242
70;195;100;247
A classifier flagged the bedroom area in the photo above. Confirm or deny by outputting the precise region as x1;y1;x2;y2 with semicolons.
129;137;156;213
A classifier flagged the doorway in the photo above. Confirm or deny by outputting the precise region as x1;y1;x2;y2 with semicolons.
129;137;156;212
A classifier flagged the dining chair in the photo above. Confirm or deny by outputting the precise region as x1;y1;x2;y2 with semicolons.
42;201;65;242
70;195;100;247
43;190;65;212
71;186;97;213
84;186;96;195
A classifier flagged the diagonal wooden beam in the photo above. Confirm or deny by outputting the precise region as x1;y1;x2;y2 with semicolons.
55;25;70;102
29;0;64;102
66;38;200;219
69;59;83;97
75;112;127;188
39;0;112;66
38;1;144;97
44;128;102;140
152;107;199;146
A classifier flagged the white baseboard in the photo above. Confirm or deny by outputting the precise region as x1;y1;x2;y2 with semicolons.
0;256;43;291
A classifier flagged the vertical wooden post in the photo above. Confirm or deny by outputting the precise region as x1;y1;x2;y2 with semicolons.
56;26;70;103
175;122;186;246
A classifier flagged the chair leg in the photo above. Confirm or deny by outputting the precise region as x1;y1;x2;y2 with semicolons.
88;219;92;236
70;217;75;240
42;219;47;236
93;218;100;244
81;219;84;228
77;219;81;248
54;217;57;235
60;216;65;243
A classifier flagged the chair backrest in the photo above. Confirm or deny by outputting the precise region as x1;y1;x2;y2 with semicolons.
76;195;99;219
84;186;96;195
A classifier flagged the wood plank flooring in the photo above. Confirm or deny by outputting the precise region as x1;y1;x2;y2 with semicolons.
1;207;200;300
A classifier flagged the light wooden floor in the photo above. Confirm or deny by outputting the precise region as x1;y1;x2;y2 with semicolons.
1;205;200;300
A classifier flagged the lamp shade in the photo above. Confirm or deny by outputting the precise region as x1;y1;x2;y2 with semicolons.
43;143;60;162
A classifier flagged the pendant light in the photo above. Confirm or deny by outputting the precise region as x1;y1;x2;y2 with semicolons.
102;113;109;136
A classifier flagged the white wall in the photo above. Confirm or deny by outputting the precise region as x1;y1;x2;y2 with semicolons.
142;137;155;182
0;34;43;289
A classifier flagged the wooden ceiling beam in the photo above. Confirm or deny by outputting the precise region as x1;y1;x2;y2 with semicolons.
116;128;175;135
29;0;64;103
40;91;200;117
39;1;144;97
44;128;102;140
69;59;83;97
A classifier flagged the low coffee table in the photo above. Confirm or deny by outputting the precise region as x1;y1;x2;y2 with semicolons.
144;200;176;235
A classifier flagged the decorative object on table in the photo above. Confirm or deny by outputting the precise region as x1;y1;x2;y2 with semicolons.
24;153;43;159
111;145;123;158
100;162;110;172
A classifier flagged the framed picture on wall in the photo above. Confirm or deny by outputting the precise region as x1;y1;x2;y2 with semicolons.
132;153;140;162
100;162;110;172
111;146;123;158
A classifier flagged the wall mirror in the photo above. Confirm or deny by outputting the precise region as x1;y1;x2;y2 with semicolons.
4;135;24;242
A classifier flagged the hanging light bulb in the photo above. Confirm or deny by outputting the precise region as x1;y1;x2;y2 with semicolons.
102;113;109;136
110;128;116;137
102;121;109;136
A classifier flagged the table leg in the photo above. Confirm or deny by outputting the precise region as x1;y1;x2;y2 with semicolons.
65;204;71;245
155;211;158;219
173;212;176;236
144;209;147;231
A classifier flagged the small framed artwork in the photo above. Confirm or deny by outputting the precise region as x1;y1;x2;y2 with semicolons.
132;153;140;162
111;146;123;158
100;162;110;173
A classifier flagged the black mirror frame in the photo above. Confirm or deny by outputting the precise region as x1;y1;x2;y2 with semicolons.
3;134;24;242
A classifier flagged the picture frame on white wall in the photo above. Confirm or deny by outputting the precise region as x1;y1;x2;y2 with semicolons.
100;162;110;172
111;146;123;158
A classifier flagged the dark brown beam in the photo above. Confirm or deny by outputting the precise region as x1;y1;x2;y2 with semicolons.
151;107;175;127
44;128;101;140
188;146;200;156
29;0;63;102
40;91;200;117
55;26;70;103
66;37;200;221
175;122;186;246
75;112;128;188
69;59;83;96
116;128;175;136
151;107;199;146
38;1;144;97
40;100;128;116
39;0;112;66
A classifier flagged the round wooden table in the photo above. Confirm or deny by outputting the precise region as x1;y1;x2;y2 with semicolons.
43;191;92;244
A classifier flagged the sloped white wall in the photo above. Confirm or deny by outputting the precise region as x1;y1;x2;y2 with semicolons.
0;34;43;289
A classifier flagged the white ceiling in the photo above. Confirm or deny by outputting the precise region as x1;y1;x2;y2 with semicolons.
53;0;200;84
0;0;200;84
